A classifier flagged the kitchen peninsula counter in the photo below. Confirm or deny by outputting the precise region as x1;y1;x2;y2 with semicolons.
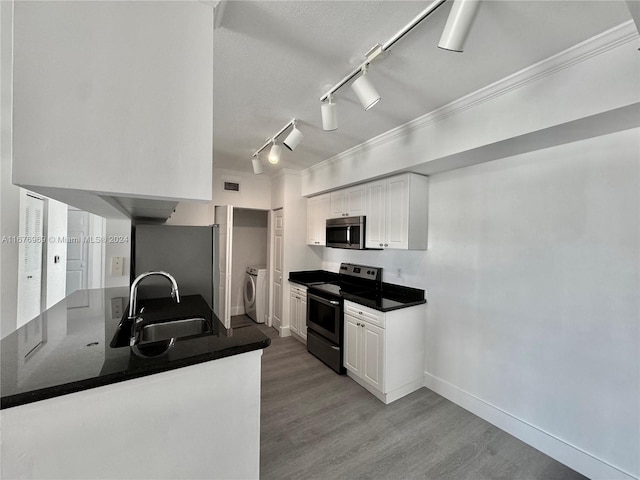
1;287;270;409
1;287;269;479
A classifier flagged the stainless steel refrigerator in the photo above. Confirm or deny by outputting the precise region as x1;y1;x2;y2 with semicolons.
132;225;219;310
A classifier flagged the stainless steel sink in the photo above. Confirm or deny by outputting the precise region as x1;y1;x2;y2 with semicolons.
138;317;210;344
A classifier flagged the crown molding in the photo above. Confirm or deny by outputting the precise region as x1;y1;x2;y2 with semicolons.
302;20;639;178
270;168;301;180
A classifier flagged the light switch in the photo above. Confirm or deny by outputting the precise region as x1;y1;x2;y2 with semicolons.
111;256;124;276
110;297;124;319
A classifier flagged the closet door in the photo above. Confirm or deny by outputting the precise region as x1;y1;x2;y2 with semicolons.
17;192;44;327
214;205;233;328
272;208;284;332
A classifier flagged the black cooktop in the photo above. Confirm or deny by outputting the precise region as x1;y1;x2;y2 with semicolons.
307;263;382;300
308;281;373;299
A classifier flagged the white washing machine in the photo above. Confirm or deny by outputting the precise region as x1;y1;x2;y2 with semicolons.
244;266;267;323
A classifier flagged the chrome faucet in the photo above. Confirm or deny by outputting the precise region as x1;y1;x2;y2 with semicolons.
128;271;180;319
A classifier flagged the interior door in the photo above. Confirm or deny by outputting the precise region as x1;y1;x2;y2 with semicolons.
214;205;233;328
66;209;89;295
16;192;44;328
272;208;284;332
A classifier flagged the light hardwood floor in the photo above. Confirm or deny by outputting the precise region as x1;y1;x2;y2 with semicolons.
231;316;587;480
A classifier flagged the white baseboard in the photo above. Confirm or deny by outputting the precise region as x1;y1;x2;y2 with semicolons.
424;372;637;480
279;326;291;337
346;373;423;405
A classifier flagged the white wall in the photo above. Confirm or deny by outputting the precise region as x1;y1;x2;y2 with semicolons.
44;199;68;309
0;0;19;339
425;129;639;479
301;22;639;196
1;349;263;480
103;218;131;288
321;129;639;479
11;1;213;204
213;168;272;210
308;26;639;478
322;249;427;287
167;167;272;226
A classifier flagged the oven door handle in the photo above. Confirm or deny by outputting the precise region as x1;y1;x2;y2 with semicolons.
346;225;351;245
308;292;341;308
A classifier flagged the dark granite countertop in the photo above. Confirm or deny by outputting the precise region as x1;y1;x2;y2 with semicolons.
288;270;339;286
288;270;426;312
1;287;270;410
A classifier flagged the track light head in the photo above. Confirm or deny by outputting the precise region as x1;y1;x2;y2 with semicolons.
321;96;338;131
252;155;263;174
283;123;303;151
268;141;281;164
351;68;381;111
438;0;481;53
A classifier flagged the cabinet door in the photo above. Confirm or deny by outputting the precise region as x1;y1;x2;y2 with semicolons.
344;314;361;376
365;180;386;248
316;194;330;245
307;194;330;245
330;191;346;217
289;291;299;334
306;197;319;245
346;186;366;216
385;176;409;249
362;323;384;391
299;296;307;339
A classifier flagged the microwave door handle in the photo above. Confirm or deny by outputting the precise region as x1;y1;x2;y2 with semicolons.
346;225;351;245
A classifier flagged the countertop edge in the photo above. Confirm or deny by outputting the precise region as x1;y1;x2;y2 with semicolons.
370;298;427;312
1;337;270;410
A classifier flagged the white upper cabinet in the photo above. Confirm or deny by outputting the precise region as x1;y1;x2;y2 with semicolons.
329;185;366;218
307;194;330;246
366;173;429;250
11;2;213;219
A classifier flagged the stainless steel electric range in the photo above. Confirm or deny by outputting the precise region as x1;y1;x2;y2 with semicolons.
306;263;382;374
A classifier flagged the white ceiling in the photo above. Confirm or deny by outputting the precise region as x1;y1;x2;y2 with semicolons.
212;0;632;175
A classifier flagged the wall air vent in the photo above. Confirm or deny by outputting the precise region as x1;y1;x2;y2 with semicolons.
223;181;240;192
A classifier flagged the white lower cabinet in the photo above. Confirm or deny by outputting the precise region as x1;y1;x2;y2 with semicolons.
289;283;307;342
343;300;425;404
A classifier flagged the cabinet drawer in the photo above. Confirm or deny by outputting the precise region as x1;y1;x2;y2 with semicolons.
290;284;307;298
344;301;384;328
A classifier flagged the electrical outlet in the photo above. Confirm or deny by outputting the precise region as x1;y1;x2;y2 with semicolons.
110;297;124;319
111;256;124;276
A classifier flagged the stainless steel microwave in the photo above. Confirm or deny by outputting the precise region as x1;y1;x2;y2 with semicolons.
326;216;366;249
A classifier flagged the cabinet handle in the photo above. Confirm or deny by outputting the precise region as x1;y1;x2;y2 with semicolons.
357;322;361;326
361;324;365;328
379;243;383;247
384;243;388;247
359;311;363;315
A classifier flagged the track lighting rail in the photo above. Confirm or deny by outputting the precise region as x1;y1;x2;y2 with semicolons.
253;118;297;157
320;0;448;102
